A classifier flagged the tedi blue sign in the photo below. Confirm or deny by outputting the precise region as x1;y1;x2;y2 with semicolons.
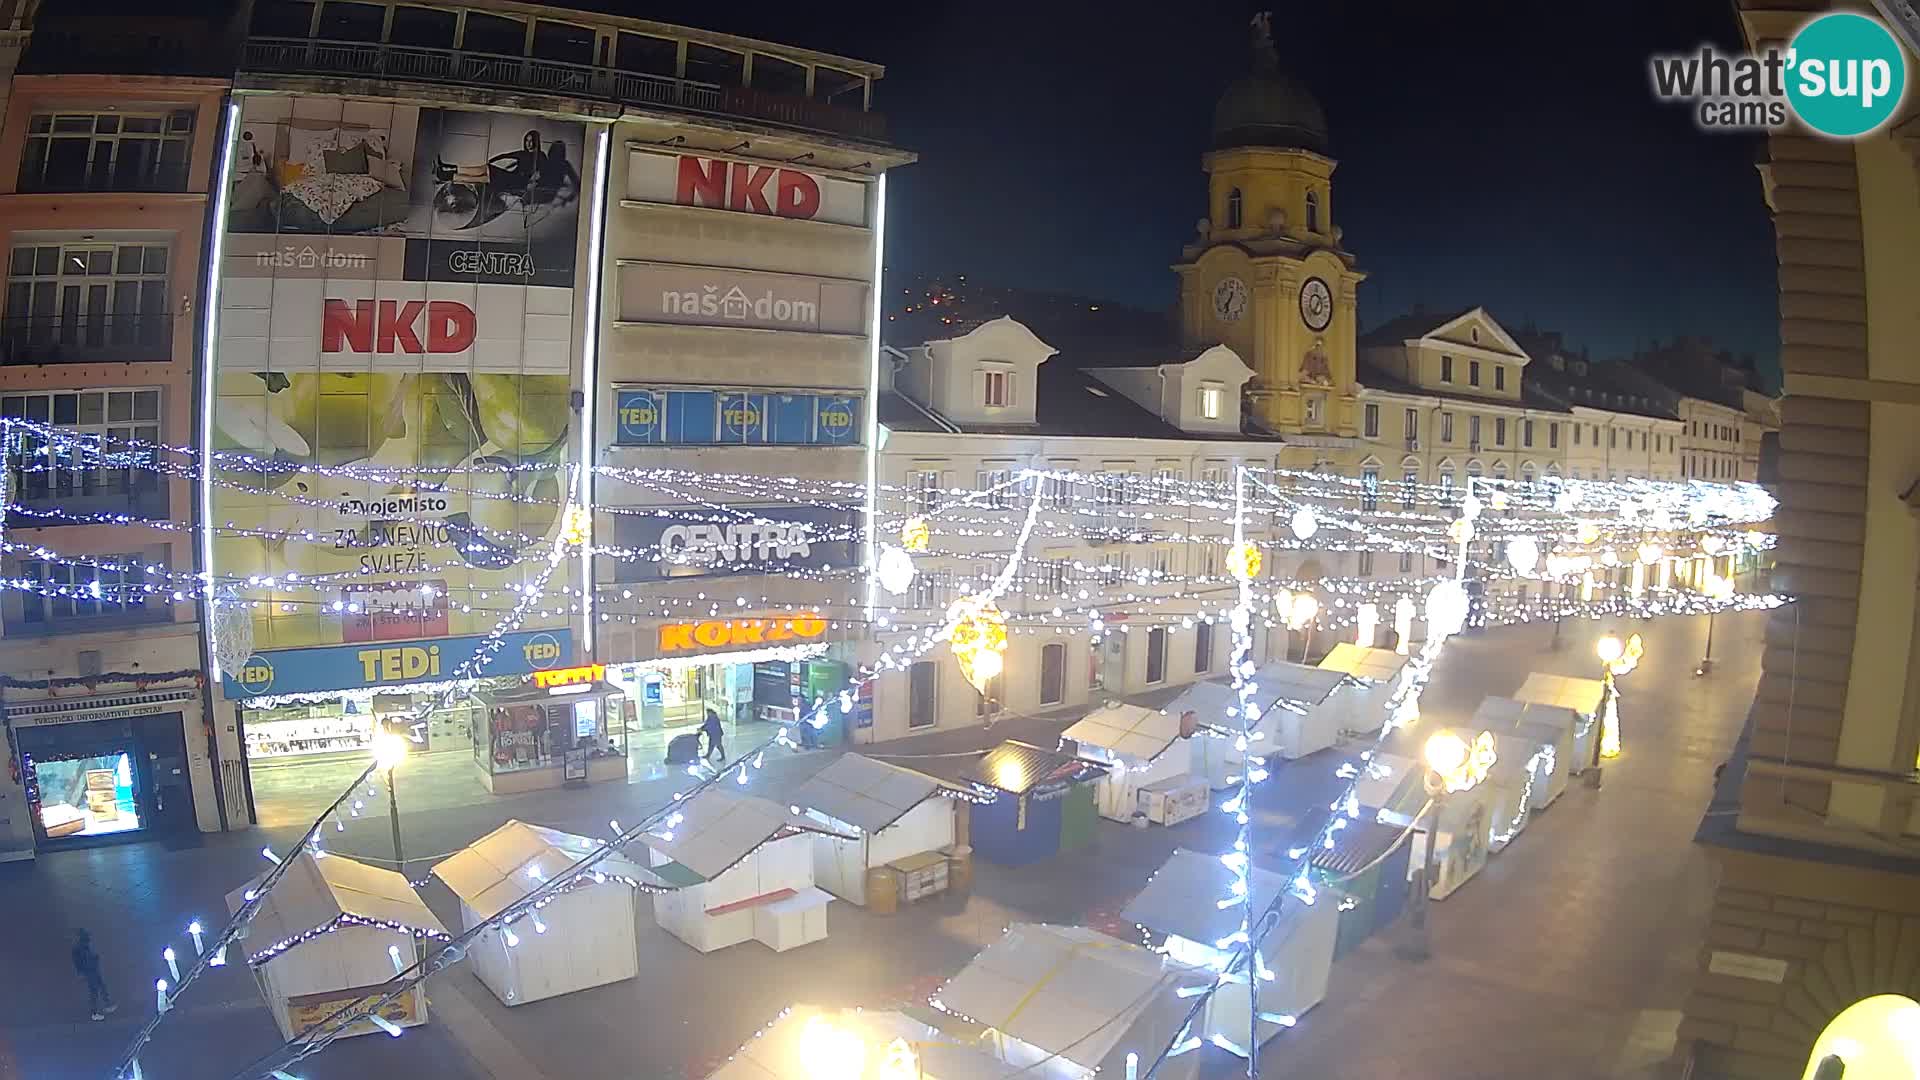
224;628;574;699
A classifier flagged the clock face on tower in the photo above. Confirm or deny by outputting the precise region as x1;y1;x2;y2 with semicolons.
1212;276;1249;322
1299;277;1333;332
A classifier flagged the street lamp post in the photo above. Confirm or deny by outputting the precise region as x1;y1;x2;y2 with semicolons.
371;726;410;879
1401;729;1490;963
1697;610;1717;676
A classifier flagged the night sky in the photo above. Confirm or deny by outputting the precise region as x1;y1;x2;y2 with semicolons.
647;0;1781;385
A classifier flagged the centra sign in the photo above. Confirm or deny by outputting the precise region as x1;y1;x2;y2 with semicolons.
658;615;828;654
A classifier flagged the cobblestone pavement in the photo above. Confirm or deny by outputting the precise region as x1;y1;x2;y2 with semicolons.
0;610;1761;1080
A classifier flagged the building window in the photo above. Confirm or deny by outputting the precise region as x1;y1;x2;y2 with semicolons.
1493;461;1508;480
1362;465;1380;511
6;243;172;360
1440;355;1454;383
1494;418;1507;446
1467;460;1483;479
1495;366;1507;391
982;369;1010;408
908;662;937;729
1592;424;1599;444
1363;403;1380;438
1040;643;1066;706
19;110;195;193
1357;549;1374;576
1469;415;1482;448
1194;624;1215;675
1404;408;1418;444
1522;463;1536;484
1439;467;1454;493
975;673;1003;718
1305;190;1320;233
1440;412;1454;443
1469;360;1482;387
1399;549;1413;573
1199;383;1224;420
911;469;942;513
1609;429;1617;449
1470;327;1480;343
1303;394;1324;427
1523;419;1534;448
1549;423;1560;449
1573;425;1582;446
976;468;1012;510
1196;541;1221;580
13;550;157;630
1226;187;1243;229
1201;464;1228;488
1402;468;1418;509
1146;627;1168;685
4;389;164;510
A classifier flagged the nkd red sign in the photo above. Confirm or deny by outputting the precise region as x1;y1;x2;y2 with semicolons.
323;299;476;354
627;150;870;228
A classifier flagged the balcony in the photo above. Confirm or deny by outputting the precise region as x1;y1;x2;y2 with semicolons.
240;38;889;143
0;315;174;366
15;162;193;196
7;477;169;530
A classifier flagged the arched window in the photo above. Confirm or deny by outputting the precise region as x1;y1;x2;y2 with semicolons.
1492;461;1508;480
1521;463;1536;484
1466;460;1483;479
1305;190;1320;233
1227;188;1243;229
1438;466;1455;493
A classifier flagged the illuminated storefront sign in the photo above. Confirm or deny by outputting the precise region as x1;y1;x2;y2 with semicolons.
657;615;827;654
614;505;855;580
616;261;868;335
625;150;870;227
613;387;860;446
223;629;573;699
531;664;606;689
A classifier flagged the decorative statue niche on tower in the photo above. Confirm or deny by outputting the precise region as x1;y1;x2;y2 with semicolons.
1301;338;1333;387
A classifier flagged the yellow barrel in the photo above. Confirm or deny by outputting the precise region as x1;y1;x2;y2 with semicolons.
865;866;899;913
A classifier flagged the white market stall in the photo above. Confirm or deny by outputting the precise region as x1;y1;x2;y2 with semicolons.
931;923;1209;1080
791;753;959;907
1159;680;1240;790
1512;673;1607;774
1350;750;1495;901
707;1005;1018;1080
431;820;660;1006
1061;702;1207;825
1241;661;1348;760
1472;696;1579;809
226;851;447;1040
641;788;851;954
1316;644;1412;737
1121;847;1337;1053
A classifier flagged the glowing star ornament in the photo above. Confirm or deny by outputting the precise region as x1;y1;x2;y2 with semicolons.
1447;517;1474;547
946;596;1008;694
1227;541;1262;582
558;504;592;547
899;516;930;553
874;545;916;596
1506;535;1540;575
1289;506;1318;540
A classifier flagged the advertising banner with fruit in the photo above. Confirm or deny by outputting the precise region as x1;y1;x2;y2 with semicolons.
212;96;585;670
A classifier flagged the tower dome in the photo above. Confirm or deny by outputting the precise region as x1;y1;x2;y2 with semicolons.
1210;12;1329;154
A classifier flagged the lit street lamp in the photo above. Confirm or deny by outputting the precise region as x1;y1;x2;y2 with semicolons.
1593;632;1643;776
1403;729;1495;962
371;725;411;879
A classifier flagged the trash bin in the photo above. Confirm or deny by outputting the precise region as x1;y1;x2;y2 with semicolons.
865;865;898;914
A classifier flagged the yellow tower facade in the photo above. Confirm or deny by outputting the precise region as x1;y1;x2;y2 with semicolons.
1174;13;1365;463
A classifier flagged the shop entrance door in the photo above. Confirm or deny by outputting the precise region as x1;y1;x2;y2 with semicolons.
134;713;195;845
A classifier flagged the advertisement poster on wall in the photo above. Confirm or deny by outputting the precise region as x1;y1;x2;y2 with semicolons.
213;96;587;662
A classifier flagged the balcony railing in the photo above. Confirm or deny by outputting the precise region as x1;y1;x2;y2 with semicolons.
241;38;888;142
0;314;175;366
16;162;192;195
7;479;169;529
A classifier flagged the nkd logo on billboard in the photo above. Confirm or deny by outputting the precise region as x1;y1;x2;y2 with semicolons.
626;150;870;228
618;262;868;336
323;299;477;353
616;506;854;579
1649;12;1908;136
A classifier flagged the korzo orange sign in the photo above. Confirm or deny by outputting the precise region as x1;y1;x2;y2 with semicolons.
658;614;828;654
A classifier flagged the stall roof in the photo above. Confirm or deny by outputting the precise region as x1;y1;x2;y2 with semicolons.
226;851;444;963
1513;672;1607;716
708;1005;1019;1080
934;923;1208;1074
790;753;948;834
1252;661;1348;706
1309;818;1409;878
433;820;662;920
1062;702;1188;763
1472;696;1583;733
640;789;848;882
1161;680;1239;726
964;740;1108;795
1122;847;1289;945
1318;644;1410;683
1350;751;1421;813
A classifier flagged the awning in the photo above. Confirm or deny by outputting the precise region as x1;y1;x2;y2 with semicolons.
964;740;1107;796
1061;702;1187;764
1121;847;1288;944
638;788;850;882
1512;673;1606;716
790;753;946;834
1317;644;1409;683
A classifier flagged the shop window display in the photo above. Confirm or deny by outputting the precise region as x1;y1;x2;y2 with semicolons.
478;692;627;777
27;750;143;838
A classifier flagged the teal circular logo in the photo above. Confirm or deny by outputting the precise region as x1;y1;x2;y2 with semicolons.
1786;13;1907;137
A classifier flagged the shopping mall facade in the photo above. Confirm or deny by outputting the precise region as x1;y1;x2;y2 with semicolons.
0;0;910;851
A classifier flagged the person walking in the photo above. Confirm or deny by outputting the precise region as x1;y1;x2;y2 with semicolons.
73;929;116;1021
701;708;727;764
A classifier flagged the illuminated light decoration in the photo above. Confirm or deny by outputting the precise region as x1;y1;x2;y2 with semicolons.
874;544;916;596
1393;596;1415;654
1355;602;1379;648
1447;517;1474;547
1286;592;1319;632
1427;729;1497;793
1799;994;1920;1080
1489;489;1509;511
947;596;1009;693
1600;548;1620;567
1425;580;1470;640
864;173;888;617
576;124;612;653
797;1015;865;1079
1702;534;1726;555
1576;521;1601;545
1288;506;1318;540
199;98;242;678
1506;535;1540;575
1600;690;1624;760
371;730;411;771
1227;541;1262;582
1272;589;1293;617
559;504;593;548
899;515;930;552
879;1037;919;1079
1637;542;1663;566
